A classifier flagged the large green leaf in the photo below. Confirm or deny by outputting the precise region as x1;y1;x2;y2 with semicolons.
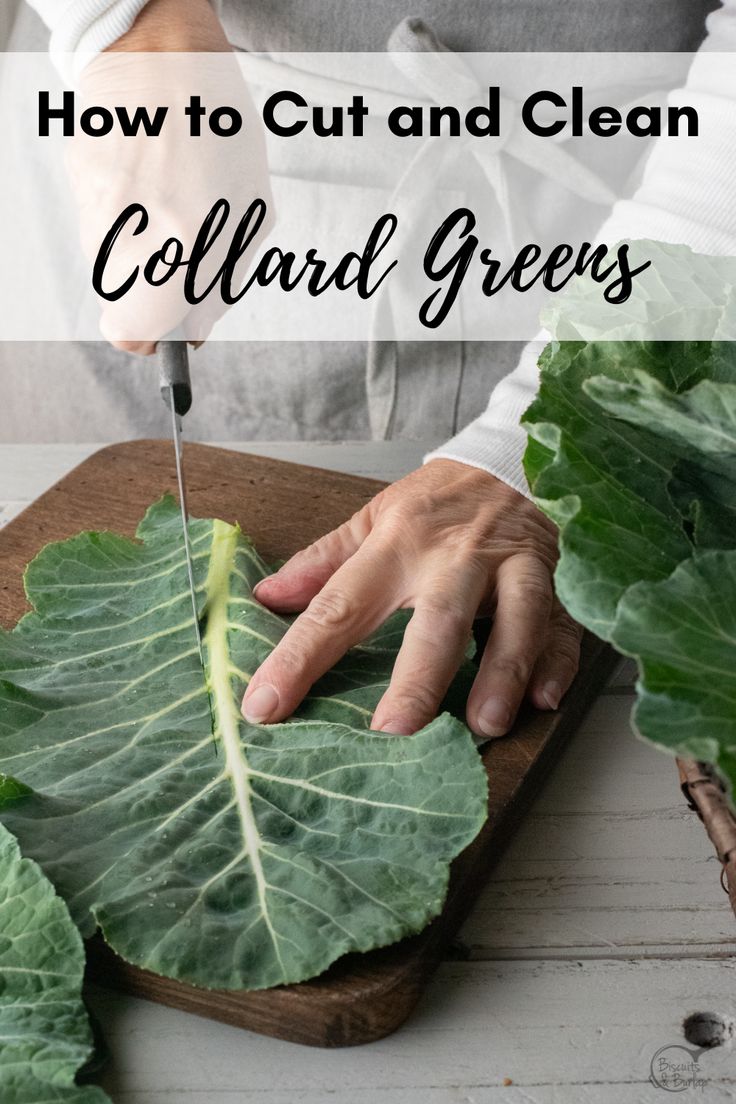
0;498;487;990
522;341;700;636
585;369;736;547
523;339;736;794
539;242;736;344
0;819;109;1104
614;551;736;776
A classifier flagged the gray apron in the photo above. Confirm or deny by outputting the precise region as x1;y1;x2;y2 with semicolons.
0;0;717;444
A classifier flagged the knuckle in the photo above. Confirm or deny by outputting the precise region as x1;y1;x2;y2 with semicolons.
297;533;334;564
443;536;493;576
345;505;373;543
385;685;438;721
378;498;417;532
552;607;583;646
548;636;579;666
418;594;473;633
557;628;582;661
558;613;582;640
299;538;326;561
283;531;345;579
555;639;581;668
516;520;559;569
303;588;355;629
541;641;581;685
382;488;432;527
504;579;551;612
487;653;532;688
503;557;553;604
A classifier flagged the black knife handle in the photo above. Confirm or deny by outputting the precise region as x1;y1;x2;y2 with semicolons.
158;340;192;416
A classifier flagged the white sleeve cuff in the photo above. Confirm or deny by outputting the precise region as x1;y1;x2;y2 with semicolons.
28;0;151;82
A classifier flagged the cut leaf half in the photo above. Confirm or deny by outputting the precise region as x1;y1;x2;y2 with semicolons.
0;498;487;990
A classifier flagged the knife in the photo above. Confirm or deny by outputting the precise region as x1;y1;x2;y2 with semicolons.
158;340;206;674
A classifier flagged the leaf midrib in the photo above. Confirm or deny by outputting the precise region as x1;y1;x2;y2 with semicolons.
203;520;284;969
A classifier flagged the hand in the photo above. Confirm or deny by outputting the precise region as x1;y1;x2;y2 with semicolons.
66;0;273;353
241;459;582;738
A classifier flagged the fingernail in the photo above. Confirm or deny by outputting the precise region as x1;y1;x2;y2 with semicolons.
476;697;512;738
243;684;279;723
252;575;274;597
378;720;411;735
542;680;562;710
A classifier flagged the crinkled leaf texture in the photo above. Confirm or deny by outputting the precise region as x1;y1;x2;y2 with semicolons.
540;242;736;343
523;338;736;793
0;498;487;991
0;819;110;1104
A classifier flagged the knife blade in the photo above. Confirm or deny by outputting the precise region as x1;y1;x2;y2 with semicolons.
158;340;205;671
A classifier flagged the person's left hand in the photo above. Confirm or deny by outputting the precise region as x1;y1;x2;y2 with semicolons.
241;459;582;739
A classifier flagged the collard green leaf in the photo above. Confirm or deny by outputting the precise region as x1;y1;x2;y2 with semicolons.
0;820;109;1104
614;551;736;774
585;369;736;547
539;242;736;343
0;499;487;991
522;341;697;635
523;337;736;795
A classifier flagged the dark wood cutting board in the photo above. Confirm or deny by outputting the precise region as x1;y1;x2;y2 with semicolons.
0;441;617;1047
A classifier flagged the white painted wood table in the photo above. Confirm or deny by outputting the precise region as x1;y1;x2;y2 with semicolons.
2;442;735;1103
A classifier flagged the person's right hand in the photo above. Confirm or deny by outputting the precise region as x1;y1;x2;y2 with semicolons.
65;0;273;353
242;460;583;739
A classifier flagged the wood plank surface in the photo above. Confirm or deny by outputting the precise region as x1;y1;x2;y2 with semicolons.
0;440;617;1047
464;697;736;960
0;440;428;500
88;958;736;1103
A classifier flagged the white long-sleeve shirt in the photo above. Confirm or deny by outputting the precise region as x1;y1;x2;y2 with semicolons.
27;0;149;75
428;4;736;492
24;0;736;492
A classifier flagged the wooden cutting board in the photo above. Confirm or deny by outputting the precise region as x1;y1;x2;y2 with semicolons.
0;441;617;1048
